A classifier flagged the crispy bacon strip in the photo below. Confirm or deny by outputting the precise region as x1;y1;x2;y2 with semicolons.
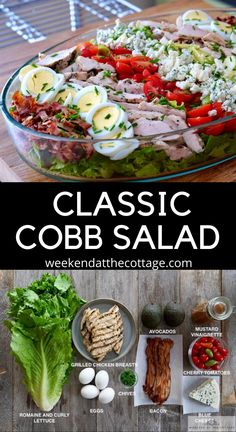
143;337;173;405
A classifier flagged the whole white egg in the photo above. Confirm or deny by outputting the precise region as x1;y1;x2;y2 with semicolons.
81;385;99;399
98;387;115;404
95;370;109;390
79;368;95;385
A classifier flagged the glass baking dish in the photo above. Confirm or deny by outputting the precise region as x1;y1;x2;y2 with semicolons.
1;8;236;182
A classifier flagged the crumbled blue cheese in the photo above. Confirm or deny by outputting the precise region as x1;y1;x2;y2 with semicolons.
189;379;220;409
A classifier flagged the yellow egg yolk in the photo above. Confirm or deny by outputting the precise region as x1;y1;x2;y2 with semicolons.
77;91;102;112
93;106;120;130
27;70;54;94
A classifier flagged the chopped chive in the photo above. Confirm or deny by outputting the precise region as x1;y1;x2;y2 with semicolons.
94;87;99;95
41;82;48;92
51;52;59;57
105;113;111;119
31;63;38;68
9;106;16;112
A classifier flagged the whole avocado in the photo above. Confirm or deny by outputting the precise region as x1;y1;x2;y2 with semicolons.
141;304;162;329
164;301;185;327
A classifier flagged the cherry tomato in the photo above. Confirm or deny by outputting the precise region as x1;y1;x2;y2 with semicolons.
172;88;193;103
187;117;213;127
207;337;215;343
198;362;204;369
115;61;133;78
224;117;236;133
112;47;132;55
203;123;225;136
199;347;206;356
187;103;213;118
214;353;224;362
212;347;219;354
165;81;176;91
212;101;224;117
192;348;198;356
212;364;220;371
77;41;98;57
133;73;143;82
193;342;201;351
199;337;209;343
192;356;200;365
200;354;209;363
143;81;163;101
213;340;221;347
219;348;229;357
142;68;151;78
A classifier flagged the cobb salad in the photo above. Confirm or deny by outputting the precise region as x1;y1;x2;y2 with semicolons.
7;9;236;179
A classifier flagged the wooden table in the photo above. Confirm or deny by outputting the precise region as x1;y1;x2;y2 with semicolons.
1;0;236;182
1;269;236;432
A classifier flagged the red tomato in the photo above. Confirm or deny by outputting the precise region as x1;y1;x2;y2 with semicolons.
192;349;198;356
112;47;132;55
142;68;151;78
115;61;133;78
77;42;99;57
200;354;209;363
207;337;215;343
198;362;204;369
212;364;220;371
212;101;224;117
192;356;200;365
187;104;213;118
214;353;224;362
193;342;201;351
199;337;208;343
130;60;152;73
166;90;184;105
187;117;213;127
219;348;229;357
199;348;206;356
213;340;221;347
224;117;236;133
165;81;176;91
172;88;193;103
212;347;218;354
133;73;143;82
203;123;225;136
144;81;163;101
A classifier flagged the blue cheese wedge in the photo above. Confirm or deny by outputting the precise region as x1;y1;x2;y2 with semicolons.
189;379;220;409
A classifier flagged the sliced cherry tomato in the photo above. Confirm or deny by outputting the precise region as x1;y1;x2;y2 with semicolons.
187;104;213;118
224;117;236;133
172;88;193;103
133;73;143;82
212;102;224;117
165;81;176;91
112;47;132;55
144;81;163;101
115;61;133;78
142;68;151;78
130;60;152;73
203;123;225;136
187;116;213;127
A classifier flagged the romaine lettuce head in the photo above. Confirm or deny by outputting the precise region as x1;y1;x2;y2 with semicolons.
5;273;86;411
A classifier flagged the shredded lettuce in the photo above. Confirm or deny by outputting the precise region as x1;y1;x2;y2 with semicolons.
47;133;236;179
5;273;86;411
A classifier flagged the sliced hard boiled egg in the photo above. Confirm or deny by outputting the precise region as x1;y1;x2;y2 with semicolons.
21;66;64;103
182;10;212;26
211;20;233;41
74;85;107;118
54;83;82;106
230;31;236;45
110;139;139;160
87;102;127;139
94;140;132;157
19;64;38;81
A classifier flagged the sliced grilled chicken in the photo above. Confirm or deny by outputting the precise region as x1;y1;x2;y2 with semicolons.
38;46;77;70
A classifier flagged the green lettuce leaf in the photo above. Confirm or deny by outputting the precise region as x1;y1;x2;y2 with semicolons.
5;273;86;411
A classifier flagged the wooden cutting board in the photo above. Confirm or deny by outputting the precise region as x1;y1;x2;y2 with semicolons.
1;0;235;182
